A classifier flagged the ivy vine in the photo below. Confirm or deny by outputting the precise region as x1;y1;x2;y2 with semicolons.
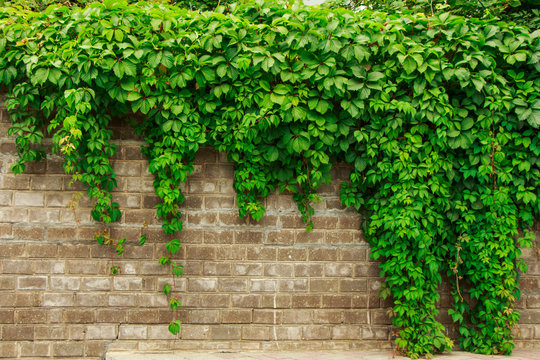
0;0;538;358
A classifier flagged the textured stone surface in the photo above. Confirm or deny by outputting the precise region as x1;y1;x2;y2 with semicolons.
0;104;539;358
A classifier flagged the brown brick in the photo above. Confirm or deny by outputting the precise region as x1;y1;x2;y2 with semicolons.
344;310;368;324
326;231;354;244
2;325;34;340
43;293;74;307
292;294;321;308
20;342;50;357
322;295;352;308
267;231;294;245
127;309;162;324
235;231;264;244
309;279;339;293
15;309;48;324
264;264;293;277
114;161;141;176
25;243;57;258
0;223;12;238
231;294;260;308
3;260;33;274
222;310;251;324
0;309;13;323
0;276;15;289
295;264;323;277
96;309;127;323
253;310;281;324
204;230;233;244
81;277;111;291
180;325;210;340
210;326;241;340
234;263;263;276
47;226;77;240
217;212;246;226
272;326;302;340
86;325;117;340
17;276;47;290
205;196;234;209
188;278;217;292
279;279;308;292
58;244;90;258
247;247;276;261
199;294;229;308
325;263;353;277
118;325;147;339
313;310;343;324
261;294;291;309
203;262;231;276
219;278;248;292
187;309;220;324
332;325;361;340
0;342;17;358
340;279;367;292
13;226;44;240
32;176;63;190
206;164;234;178
28;208;61;223
14;192;43;206
309;248;338;261
278;248;307;261
49;277;80;290
53;341;84;357
250;279;277;292
296;230;325;244
1;175;30;190
242;326;270;340
187;212;217;225
64;310;95;323
280;215;305;228
113;277;143;291
0;244;25;258
0;191;12;206
186;246;216;260
354;264;380;277
35;326;66;340
303;325;331;340
15;293;41;306
340;248;367;261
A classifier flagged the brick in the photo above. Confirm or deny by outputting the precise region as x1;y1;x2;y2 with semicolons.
35;325;66;340
15;293;41;307
250;279;277;292
210;326;241;340
108;294;137;307
341;279;368;292
53;342;84;357
231;294;260;308
206;164;234;178
31;176;63;190
0;223;12;238
187;212;217;226
64;309;95;323
205;196;234;209
58;244;90;258
147;325;177;340
1;175;30;190
67;260;107;274
264;264;293;277
261;294;291;309
247;247;276;261
278;248;307;261
189;179;218;193
200;294;229;308
0;244;25;258
2;325;34;340
232;263;262;277
332;325;361;340
295;230;325;244
326;231;354;244
267;231;294;245
189;310;220;324
0;276;15;289
253;310;281;324
114;277;143;291
14;192;44;206
361;327;389;340
186;246;216;260
180;325;210;340
33;260;66;274
0;309;13;323
2;260;32;274
86;325;117;340
15;309;48;324
322;295;352;308
303;325;331;340
114;161;141;176
354;264;380;277
340;248;367;261
271;326;302;340
325;263;353;277
0;208;28;223
0;192;12;206
294;264;324;277
43;293;74;307
0;342;16;358
25;243;58;258
292;295;321;308
344;310;368;324
235;231;264;244
203;262;231;276
242;326;270;340
279;279;308;292
204;230;233;244
118;325;147;339
115;194;141;208
28;208;61;223
188;278;217;292
96;309;127;323
81;277;111;291
19;342;50;357
13;226;44;240
46;226;77;240
219;278;248;292
313;310;343;324
222;310;251;324
309;248;338;261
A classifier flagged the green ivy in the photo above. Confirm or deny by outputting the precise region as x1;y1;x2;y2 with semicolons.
0;0;538;357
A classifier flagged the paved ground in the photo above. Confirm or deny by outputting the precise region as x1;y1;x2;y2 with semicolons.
106;350;540;360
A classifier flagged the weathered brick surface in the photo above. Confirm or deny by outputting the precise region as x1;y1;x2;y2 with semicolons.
0;106;539;358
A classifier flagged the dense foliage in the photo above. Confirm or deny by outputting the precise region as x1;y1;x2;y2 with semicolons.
331;0;540;29
0;0;538;357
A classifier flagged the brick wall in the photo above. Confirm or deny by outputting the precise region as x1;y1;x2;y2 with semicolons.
0;94;539;358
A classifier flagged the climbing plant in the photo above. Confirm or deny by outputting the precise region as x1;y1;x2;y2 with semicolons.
0;0;538;357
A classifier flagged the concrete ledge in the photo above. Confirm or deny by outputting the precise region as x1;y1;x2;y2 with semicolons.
106;350;540;360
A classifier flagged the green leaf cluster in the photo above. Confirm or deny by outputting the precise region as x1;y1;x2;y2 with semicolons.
1;0;538;355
